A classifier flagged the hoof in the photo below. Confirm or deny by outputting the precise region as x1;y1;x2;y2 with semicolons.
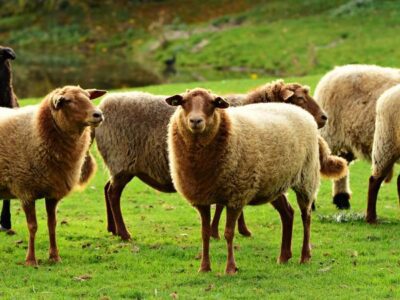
198;265;211;273
300;256;311;264
225;265;238;275
25;259;38;267
366;215;378;224
49;255;61;263
238;227;252;237
333;193;351;209
277;254;292;264
107;226;117;235
119;232;131;241
210;230;220;240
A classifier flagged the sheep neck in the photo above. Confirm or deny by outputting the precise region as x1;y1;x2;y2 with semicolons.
36;101;90;168
172;109;232;205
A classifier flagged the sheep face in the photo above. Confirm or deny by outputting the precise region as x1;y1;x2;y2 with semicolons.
166;88;229;134
283;85;327;129
0;46;16;61
50;86;106;133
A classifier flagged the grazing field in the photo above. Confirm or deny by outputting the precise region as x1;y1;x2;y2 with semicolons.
1;76;400;299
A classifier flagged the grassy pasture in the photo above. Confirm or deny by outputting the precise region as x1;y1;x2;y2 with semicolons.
0;76;400;299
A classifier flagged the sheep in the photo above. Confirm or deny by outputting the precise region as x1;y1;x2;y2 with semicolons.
368;84;400;223
0;86;105;265
314;64;400;215
0;45;18;232
95;80;340;241
166;88;320;274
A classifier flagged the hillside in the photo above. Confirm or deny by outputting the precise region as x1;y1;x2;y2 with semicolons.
0;0;399;97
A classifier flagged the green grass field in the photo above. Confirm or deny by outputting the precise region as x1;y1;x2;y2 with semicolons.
1;77;400;299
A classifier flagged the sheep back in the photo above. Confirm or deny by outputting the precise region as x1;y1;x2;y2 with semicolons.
168;103;320;208
372;84;400;177
96;92;176;187
315;64;400;160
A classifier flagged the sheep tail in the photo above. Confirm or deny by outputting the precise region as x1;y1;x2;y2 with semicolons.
318;136;348;179
76;127;97;189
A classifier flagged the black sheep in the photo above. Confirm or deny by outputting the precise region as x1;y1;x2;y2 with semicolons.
0;45;18;231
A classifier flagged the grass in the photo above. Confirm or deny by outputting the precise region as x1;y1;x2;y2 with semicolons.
1;77;400;299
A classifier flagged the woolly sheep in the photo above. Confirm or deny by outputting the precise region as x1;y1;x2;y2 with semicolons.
0;86;105;265
368;84;400;222
166;88;320;274
314;64;400;215
95;80;339;241
0;45;18;232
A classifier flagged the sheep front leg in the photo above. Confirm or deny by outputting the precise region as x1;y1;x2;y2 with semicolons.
22;201;38;266
210;204;223;239
0;200;11;230
108;173;133;240
397;174;400;203
225;206;242;275
104;180;116;234
271;195;294;263
295;192;312;263
332;152;354;209
195;205;211;272
45;198;61;262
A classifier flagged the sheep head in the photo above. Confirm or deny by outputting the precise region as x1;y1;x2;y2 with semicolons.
166;88;229;134
49;86;106;133
0;46;16;61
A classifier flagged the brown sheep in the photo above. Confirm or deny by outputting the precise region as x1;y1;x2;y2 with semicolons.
0;86;105;265
96;80;345;241
167;88;320;273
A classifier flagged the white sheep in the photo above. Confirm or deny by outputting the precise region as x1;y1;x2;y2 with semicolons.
0;86;105;265
314;64;400;214
369;84;400;222
166;88;320;274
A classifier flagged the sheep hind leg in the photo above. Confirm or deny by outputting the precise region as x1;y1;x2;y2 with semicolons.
0;200;11;230
210;204;223;239
332;152;354;210
237;212;252;237
104;180;116;235
45;198;61;263
224;207;242;275
294;192;312;263
195;205;211;272
108;172;134;240
22;201;38;266
397;174;400;203
271;195;294;263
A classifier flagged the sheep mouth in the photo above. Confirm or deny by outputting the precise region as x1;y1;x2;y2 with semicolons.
87;120;103;127
1;48;16;60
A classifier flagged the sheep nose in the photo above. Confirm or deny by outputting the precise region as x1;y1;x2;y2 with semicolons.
189;117;203;126
92;110;104;121
321;114;328;121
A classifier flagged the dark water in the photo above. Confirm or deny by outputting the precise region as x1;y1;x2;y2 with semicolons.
11;51;163;98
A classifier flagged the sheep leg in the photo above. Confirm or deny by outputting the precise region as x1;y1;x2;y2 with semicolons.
22;201;38;266
397;174;400;203
294;192;312;263
271;195;294;263
104;180;116;234
366;175;385;224
332;152;354;210
45;198;61;262
225;206;242;275
0;200;11;230
211;205;251;239
108;173;133;240
195;205;211;272
237;212;252;237
210;204;223;239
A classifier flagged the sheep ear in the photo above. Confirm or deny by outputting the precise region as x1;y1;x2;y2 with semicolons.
166;95;183;106
280;89;294;101
53;96;67;110
214;97;229;109
87;89;107;100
